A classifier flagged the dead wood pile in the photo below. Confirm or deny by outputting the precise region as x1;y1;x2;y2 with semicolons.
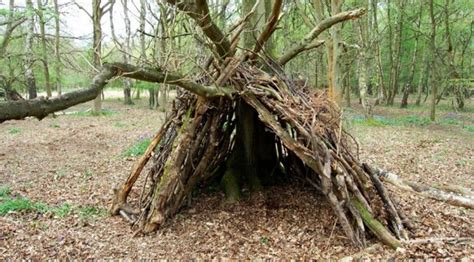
111;61;410;249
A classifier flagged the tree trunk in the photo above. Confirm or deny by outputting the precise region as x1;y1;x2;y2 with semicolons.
415;50;428;106
401;2;423;108
121;0;134;105
24;0;37;100
429;0;437;121
53;0;62;96
387;0;406;105
36;0;52;98
372;0;386;105
92;0;103;114
357;0;372;118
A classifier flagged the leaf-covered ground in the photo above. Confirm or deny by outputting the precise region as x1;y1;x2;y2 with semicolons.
1;95;473;259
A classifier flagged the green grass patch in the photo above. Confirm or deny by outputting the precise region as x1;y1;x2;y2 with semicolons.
0;186;12;198
348;114;468;128
464;125;474;133
123;138;151;157
77;206;108;218
70;108;117;117
0;197;48;216
0;186;103;218
8;127;21;134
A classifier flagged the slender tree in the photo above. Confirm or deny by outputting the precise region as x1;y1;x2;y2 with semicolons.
400;1;423;108
121;0;134;105
387;0;406;105
36;0;52;97
429;0;437;121
24;0;37;99
53;0;62;95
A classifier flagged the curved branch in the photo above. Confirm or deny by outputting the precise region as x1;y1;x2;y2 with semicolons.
0;63;233;123
278;8;366;65
252;0;283;55
0;65;116;122
165;0;231;60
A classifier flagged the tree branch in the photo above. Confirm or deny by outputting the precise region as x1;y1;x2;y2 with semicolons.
252;0;283;55
0;63;233;123
165;0;231;60
278;8;366;65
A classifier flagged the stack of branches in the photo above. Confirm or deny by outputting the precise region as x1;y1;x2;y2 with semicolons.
111;59;410;249
0;0;411;249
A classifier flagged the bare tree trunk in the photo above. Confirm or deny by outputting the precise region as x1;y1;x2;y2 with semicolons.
372;0;386;105
92;0;103;114
357;0;372;118
313;0;343;104
53;0;62;96
387;0;406;105
24;0;37;99
121;0;134;105
139;0;156;109
36;0;52;97
429;0;437;121
415;50;428;106
401;2;423;108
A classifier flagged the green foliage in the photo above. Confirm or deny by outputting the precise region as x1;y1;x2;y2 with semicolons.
0;186;103;218
0;192;103;219
123;138;151;157
464;125;474;133
0;194;51;216
0;186;12;199
135;81;159;90
8;127;21;134
52;203;72;218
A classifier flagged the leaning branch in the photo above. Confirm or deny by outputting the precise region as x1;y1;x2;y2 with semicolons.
165;0;231;60
0;63;232;123
251;0;283;56
278;8;366;65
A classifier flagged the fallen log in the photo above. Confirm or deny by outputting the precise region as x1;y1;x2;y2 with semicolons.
373;167;474;209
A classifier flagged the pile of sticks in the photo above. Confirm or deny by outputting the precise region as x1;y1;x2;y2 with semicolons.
111;61;410;249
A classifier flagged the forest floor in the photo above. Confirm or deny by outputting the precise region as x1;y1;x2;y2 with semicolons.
1;92;473;259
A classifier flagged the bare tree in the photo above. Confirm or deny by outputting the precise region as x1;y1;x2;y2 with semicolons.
357;0;372;117
53;0;62;95
36;0;52;97
312;0;344;104
73;0;112;113
400;1;423;108
387;0;406;105
24;0;37;99
109;0;134;105
429;0;437;120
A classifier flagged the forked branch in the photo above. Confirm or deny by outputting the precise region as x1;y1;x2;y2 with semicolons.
0;63;233;123
278;8;366;65
165;0;231;60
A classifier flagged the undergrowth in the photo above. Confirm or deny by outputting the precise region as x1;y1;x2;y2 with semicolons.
0;186;106;218
123;138;151;157
348;114;472;132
